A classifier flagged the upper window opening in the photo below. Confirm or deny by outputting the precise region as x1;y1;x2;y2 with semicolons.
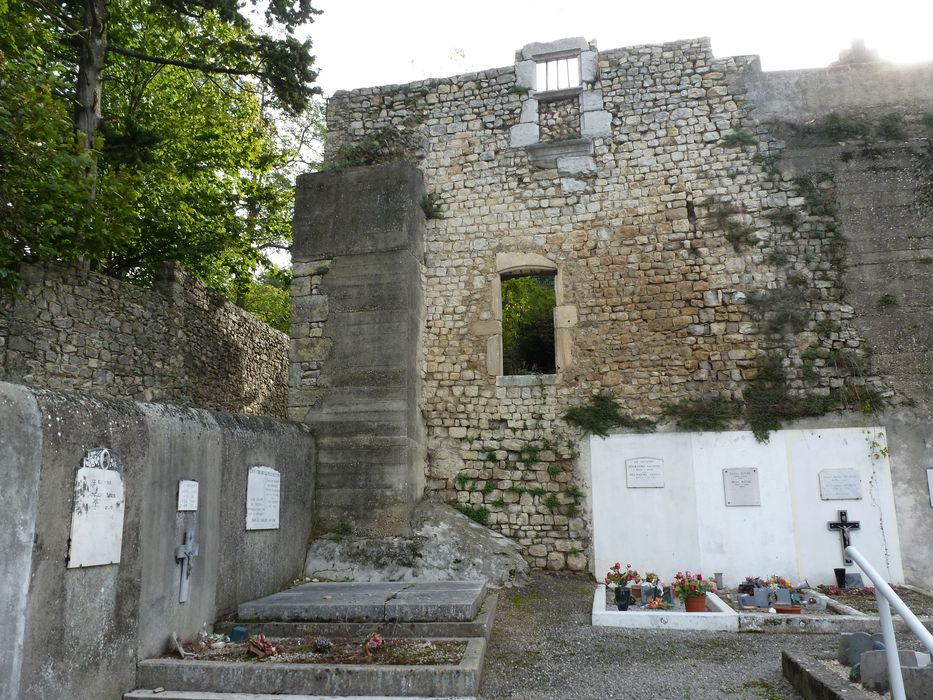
536;56;580;92
501;272;556;376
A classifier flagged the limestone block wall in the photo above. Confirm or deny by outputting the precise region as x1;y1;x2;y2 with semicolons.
323;37;930;570
0;261;288;417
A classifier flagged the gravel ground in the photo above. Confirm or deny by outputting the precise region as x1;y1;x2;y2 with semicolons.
480;572;832;700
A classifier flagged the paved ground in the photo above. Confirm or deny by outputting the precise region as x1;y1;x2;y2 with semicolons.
479;572;831;700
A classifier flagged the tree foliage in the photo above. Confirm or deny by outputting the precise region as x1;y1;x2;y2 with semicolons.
501;274;556;375
0;0;322;319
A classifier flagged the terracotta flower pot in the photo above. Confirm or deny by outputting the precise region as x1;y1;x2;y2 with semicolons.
684;594;707;612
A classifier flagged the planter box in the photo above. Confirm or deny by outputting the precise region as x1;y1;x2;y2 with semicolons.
136;637;485;698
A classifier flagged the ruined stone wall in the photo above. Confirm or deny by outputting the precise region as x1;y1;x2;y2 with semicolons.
0;262;288;417
323;38;927;570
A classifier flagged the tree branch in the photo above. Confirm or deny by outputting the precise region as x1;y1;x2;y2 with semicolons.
108;44;265;79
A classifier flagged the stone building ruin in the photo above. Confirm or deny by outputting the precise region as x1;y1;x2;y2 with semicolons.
291;36;933;579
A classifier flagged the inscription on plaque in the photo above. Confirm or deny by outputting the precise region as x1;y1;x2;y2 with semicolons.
177;480;199;512
723;467;760;507
819;469;862;500
246;466;280;530
67;448;125;568
625;457;664;488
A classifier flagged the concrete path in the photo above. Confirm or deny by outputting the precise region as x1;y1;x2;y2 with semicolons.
237;580;486;623
126;693;475;699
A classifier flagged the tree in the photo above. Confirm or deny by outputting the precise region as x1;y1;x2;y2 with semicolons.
0;0;324;300
502;274;557;375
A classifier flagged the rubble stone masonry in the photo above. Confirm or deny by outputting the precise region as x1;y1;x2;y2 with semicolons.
302;37;933;569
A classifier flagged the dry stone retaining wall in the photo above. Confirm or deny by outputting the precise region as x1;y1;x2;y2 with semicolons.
0;262;287;417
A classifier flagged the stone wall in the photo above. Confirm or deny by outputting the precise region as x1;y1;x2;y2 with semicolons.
320;38;932;572
0;261;288;417
1;381;315;700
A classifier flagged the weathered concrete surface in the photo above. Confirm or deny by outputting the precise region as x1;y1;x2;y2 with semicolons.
290;162;426;537
304;501;530;587
0;383;316;700
136;637;485;697
127;693;476;699
0;383;42;700
738;58;933;123
782;651;877;700
217;592;497;640
238;580;485;623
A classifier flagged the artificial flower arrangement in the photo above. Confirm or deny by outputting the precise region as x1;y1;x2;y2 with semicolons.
768;575;794;590
604;562;641;587
671;571;717;600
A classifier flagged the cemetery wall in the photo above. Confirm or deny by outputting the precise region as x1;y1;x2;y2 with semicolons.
0;381;315;700
0;261;288;417
316;37;933;571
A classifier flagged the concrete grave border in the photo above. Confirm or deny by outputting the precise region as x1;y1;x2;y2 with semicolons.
137;637;485;698
592;585;933;634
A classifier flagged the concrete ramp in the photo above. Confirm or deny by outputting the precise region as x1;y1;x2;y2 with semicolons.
237;581;486;622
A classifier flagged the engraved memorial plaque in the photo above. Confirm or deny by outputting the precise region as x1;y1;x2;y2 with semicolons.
246;466;281;530
67;448;125;568
177;480;199;512
819;468;862;500
625;457;664;488
723;467;760;507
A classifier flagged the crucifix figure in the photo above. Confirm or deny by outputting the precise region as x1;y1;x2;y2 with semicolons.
828;510;860;566
174;528;200;603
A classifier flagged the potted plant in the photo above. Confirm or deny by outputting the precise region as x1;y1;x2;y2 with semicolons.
672;571;716;613
642;572;662;603
604;563;640;610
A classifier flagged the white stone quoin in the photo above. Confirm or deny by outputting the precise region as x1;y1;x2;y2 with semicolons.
588;427;903;586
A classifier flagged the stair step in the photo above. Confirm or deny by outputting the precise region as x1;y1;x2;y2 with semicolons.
127;692;475;700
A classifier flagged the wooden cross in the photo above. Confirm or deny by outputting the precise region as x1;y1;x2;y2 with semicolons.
828;510;860;566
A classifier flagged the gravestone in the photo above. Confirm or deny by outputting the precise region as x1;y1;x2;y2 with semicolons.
67;448;125;568
177;480;199;512
819;469;862;500
838;632;885;667
860;649;931;693
246;466;281;530
625;457;664;488
722;467;760;506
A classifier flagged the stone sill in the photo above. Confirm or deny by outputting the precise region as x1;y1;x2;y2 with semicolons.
535;86;583;103
526;138;593;167
497;374;556;388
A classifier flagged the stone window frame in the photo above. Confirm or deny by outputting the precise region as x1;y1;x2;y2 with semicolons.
478;252;577;384
535;51;582;93
509;37;612;162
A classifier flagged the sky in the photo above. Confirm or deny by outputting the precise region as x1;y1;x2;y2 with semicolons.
306;0;933;96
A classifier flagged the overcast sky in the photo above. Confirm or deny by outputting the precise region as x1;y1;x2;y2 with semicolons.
306;0;933;95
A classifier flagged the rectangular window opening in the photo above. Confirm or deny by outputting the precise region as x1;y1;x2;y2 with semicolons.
501;271;557;376
535;56;581;92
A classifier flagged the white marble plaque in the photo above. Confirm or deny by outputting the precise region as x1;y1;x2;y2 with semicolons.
819;468;862;500
177;480;199;512
625;457;665;488
246;466;280;530
723;467;760;506
67;451;125;568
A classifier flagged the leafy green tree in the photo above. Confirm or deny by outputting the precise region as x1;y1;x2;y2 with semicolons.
0;0;323;308
502;274;556;375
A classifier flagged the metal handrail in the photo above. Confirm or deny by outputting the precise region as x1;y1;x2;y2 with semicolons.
846;545;933;700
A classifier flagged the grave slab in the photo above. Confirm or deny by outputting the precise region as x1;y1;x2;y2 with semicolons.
860;649;931;694
237;581;486;623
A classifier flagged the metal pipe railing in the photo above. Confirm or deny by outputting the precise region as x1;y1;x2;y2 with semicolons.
846;545;933;700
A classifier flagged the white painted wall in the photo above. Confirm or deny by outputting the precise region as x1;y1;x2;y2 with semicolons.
589;427;903;587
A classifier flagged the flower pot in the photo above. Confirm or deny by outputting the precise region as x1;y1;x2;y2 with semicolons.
630;584;642;600
614;586;631;611
684;594;707;613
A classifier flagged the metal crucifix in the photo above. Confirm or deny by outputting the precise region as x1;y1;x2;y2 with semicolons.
174;528;200;603
828;510;860;566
